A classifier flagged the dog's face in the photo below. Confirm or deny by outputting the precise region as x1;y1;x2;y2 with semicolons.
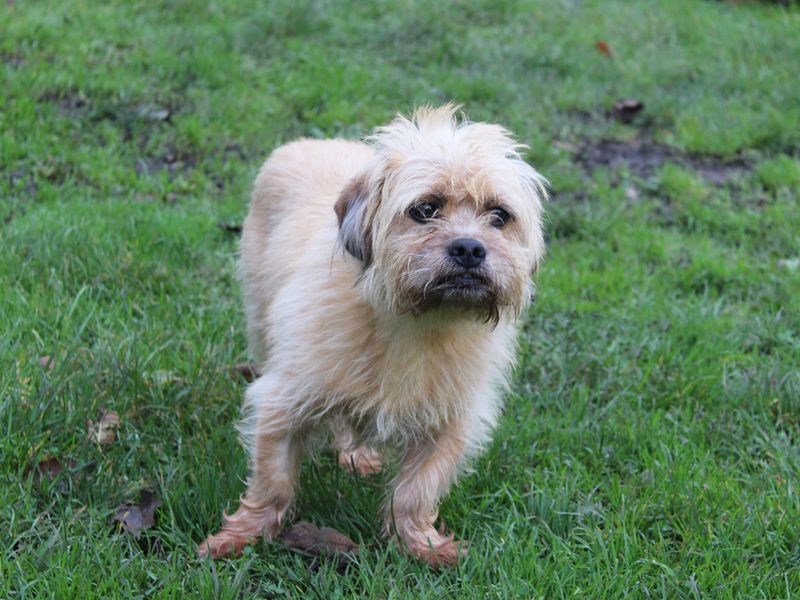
335;105;547;323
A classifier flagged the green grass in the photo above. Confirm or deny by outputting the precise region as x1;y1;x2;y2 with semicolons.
2;0;800;597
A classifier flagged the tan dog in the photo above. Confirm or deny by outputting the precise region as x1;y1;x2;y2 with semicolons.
199;105;547;567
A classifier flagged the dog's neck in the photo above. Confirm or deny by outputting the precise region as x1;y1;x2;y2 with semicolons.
375;308;508;348
357;306;517;439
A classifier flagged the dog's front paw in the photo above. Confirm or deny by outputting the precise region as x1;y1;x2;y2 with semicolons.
198;504;283;559
338;446;383;476
414;533;468;569
395;521;468;568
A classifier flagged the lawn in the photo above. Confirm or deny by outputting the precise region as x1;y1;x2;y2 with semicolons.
2;0;800;597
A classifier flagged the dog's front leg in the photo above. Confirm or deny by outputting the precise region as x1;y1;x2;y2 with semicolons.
384;422;469;567
199;376;304;559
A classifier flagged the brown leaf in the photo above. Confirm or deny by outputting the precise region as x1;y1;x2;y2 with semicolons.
612;98;644;123
33;457;63;482
231;362;259;383
595;40;612;57
87;408;121;445
218;222;243;235
281;521;359;568
28;456;78;493
113;491;161;538
39;355;55;370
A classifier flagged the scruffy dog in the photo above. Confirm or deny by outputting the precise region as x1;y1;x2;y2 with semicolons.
199;105;547;567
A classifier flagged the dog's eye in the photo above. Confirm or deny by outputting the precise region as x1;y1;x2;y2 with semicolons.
409;202;441;223
487;206;511;228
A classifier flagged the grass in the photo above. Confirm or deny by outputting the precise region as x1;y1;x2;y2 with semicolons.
2;0;800;597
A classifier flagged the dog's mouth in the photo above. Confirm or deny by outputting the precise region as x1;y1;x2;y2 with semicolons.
420;270;497;306
444;273;488;288
401;268;504;325
438;273;491;296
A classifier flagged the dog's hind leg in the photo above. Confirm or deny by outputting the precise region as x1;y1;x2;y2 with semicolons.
332;423;383;476
384;421;469;568
199;376;304;559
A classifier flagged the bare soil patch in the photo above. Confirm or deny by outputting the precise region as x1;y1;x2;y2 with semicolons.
574;138;750;183
134;148;197;177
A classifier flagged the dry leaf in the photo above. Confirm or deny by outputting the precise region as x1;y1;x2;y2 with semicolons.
612;98;644;123
231;362;259;383
113;491;162;538
87;408;121;445
595;40;612;57
281;521;359;569
32;457;63;482
148;370;184;386
39;355;55;370
218;222;243;235
138;105;171;122
28;456;77;493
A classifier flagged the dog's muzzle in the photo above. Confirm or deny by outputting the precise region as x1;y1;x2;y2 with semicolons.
427;268;495;305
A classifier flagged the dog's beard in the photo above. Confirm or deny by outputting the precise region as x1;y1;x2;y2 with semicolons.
399;264;507;326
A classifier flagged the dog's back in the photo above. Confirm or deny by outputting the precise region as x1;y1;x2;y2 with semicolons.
240;139;374;364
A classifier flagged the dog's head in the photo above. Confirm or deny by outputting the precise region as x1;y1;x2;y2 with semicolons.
335;104;547;323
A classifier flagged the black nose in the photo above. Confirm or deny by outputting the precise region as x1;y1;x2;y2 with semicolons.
447;238;486;269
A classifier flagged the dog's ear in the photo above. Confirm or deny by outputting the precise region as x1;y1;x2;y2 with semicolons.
334;173;374;266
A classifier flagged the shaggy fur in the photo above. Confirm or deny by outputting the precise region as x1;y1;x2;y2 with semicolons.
198;105;547;567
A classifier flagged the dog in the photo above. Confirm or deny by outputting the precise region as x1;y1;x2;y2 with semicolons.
198;104;547;567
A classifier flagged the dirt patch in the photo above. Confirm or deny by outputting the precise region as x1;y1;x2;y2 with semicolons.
574;138;750;184
36;90;91;118
38;90;180;131
1;48;25;68
37;95;200;180
134;149;197;177
7;170;37;197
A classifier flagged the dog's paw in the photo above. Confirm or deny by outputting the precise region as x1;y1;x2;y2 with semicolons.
415;535;468;568
198;504;283;559
338;446;382;476
197;531;253;559
396;522;468;568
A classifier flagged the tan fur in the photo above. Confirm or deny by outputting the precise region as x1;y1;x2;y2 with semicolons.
198;105;547;567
